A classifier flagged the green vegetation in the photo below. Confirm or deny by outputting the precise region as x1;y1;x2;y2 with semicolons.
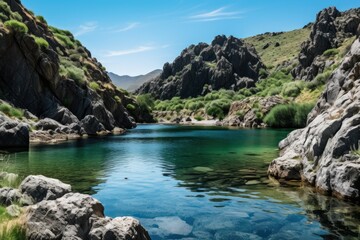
4;20;28;34
36;15;47;25
0;103;24;119
323;48;339;57
137;94;155;112
89;82;100;91
32;36;49;49
114;96;121;104
264;103;314;128
244;28;311;68
50;27;76;49
59;58;86;85
0;1;22;22
194;115;204;121
126;104;136;112
0;208;26;240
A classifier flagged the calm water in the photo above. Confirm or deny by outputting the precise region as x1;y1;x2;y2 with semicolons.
1;124;360;239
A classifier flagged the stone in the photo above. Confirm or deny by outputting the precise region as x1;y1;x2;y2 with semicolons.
0;187;22;206
0;113;29;149
6;204;22;217
81;115;106;135
20;175;71;204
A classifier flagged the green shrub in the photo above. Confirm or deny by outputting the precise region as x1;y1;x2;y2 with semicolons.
323;48;339;57
137;94;155;112
194;115;204;121
33;36;49;49
126;104;136;112
264;103;314;128
259;68;268;78
0;103;24;118
60;65;86;85
89;82;100;91
236;110;245;120
0;12;8;21
4;20;28;34
36;15;47;24
54;33;75;48
114;96;121;104
206;105;224;119
281;81;304;98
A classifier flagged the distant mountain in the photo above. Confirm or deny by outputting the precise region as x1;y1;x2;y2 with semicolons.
108;70;162;92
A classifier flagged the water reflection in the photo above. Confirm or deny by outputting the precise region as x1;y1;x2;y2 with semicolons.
0;125;359;239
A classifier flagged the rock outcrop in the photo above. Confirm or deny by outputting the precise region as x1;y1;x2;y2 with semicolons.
293;7;360;80
0;0;140;145
0;112;29;148
269;37;360;201
222;96;288;128
0;173;151;240
136;35;265;99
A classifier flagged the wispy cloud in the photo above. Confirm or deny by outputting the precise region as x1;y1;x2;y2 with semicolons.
74;22;98;36
189;7;243;22
113;22;140;33
105;44;169;57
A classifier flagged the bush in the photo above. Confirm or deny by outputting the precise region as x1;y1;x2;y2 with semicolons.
36;15;47;24
33;36;49;49
126;104;136;112
281;81;304;98
264;103;314;128
0;103;24;118
114;96;121;104
89;82;100;91
60;65;86;85
137;94;155;112
4;20;28;34
236;110;245;120
194;115;204;121
323;48;339;57
54;33;75;48
206;105;224;120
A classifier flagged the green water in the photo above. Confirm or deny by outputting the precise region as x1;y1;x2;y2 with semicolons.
1;124;360;239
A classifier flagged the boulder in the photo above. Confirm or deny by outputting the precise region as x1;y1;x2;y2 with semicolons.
0;113;29;149
26;193;150;240
81;115;106;135
20;175;71;204
35;118;64;131
0;187;22;206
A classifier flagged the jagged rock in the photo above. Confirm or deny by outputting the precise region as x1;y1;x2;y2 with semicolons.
0;113;29;149
26;193;150;240
293;7;360;80
20;175;71;204
136;35;265;99
6;204;22;217
35;118;64;131
0;187;22;206
269;37;360;201
81;115;106;135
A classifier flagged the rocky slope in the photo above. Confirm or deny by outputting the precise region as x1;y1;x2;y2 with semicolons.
0;0;149;148
268;36;360;201
109;69;162;92
293;7;360;80
136;35;265;100
0;173;150;239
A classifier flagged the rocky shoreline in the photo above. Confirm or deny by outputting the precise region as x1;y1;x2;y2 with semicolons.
0;172;150;240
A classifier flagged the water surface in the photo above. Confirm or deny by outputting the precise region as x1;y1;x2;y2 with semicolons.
1;124;360;239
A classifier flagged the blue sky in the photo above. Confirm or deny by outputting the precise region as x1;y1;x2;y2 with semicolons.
23;0;359;76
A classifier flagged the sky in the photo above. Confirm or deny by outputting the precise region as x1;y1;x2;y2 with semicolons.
22;0;360;76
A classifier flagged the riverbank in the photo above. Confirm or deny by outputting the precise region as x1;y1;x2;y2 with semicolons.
0;172;150;239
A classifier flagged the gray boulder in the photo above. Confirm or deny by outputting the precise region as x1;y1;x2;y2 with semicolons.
0;113;29;148
35;118;64;131
0;187;22;206
81;115;106;135
20;175;71;204
26;193;150;240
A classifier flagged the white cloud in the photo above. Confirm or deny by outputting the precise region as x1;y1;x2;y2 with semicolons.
189;7;243;22
74;22;98;36
113;22;139;32
105;44;169;57
105;46;155;57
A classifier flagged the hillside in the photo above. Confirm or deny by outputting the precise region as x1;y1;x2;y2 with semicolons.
136;35;265;100
0;0;152;148
108;69;161;92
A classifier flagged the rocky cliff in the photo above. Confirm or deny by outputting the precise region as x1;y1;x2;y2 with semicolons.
293;7;360;80
136;35;265;100
0;0;143;148
269;36;360;201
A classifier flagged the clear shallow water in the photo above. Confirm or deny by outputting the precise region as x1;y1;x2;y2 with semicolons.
1;124;360;239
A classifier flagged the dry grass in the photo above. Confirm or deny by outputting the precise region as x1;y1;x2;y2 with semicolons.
244;28;311;68
0;212;26;240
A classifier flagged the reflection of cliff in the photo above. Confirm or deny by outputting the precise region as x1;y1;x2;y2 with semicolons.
283;187;360;238
0;139;114;194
